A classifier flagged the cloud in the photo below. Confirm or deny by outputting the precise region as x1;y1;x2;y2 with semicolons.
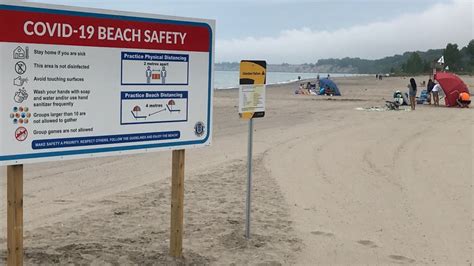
216;0;473;63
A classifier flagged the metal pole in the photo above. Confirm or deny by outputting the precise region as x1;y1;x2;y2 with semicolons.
245;118;253;239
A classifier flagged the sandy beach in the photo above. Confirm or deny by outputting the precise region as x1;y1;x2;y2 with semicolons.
0;75;472;265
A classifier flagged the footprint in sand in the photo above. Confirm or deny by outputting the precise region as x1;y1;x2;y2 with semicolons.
389;254;416;263
310;231;334;237
357;240;378;248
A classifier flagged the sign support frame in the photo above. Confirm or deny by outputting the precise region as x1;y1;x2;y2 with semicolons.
7;164;24;266
170;149;185;257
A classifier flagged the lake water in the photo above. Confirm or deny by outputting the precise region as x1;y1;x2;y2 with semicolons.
214;70;365;89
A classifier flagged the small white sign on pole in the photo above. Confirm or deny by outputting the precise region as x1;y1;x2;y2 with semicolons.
0;1;215;165
238;85;266;116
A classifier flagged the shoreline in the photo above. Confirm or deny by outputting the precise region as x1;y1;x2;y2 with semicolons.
213;71;371;90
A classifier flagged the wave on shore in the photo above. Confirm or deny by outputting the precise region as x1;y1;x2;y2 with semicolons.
214;70;368;90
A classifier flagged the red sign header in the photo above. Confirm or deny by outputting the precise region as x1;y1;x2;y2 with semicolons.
0;8;211;52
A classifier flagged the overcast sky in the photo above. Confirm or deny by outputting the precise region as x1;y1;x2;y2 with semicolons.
25;0;473;63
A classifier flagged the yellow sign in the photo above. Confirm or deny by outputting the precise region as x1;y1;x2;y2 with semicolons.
239;60;266;119
240;60;266;85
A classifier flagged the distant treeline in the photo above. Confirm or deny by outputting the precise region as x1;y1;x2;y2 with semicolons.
216;40;474;75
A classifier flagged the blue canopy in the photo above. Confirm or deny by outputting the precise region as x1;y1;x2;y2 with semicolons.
318;78;341;96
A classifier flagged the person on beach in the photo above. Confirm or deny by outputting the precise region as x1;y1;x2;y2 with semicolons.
324;85;334;96
296;84;307;95
296;83;311;95
408;78;417;110
426;79;434;104
306;82;312;94
456;92;471;108
432;81;442;107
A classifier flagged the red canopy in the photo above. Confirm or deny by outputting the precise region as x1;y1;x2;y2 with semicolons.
434;72;470;107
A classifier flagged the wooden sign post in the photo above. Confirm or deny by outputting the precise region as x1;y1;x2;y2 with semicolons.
170;149;185;257
7;164;24;266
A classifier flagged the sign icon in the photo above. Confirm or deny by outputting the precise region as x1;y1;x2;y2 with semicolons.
146;66;165;84
194;121;205;137
146;66;152;84
161;66;167;84
13;46;29;60
15;127;28;141
13;76;28;86
131;105;147;120
166;100;180;113
10;106;31;125
15;61;27;75
13;88;28;103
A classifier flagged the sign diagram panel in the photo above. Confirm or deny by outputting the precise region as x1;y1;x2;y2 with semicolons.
121;91;188;124
121;52;189;85
0;2;215;165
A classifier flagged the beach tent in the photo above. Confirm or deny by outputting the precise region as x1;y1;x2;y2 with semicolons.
434;72;470;107
318;78;341;96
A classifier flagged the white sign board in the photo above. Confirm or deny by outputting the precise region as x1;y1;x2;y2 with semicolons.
0;2;215;165
238;85;266;114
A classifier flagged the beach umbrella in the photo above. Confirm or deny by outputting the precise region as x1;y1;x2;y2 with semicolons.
434;72;469;107
319;78;341;96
